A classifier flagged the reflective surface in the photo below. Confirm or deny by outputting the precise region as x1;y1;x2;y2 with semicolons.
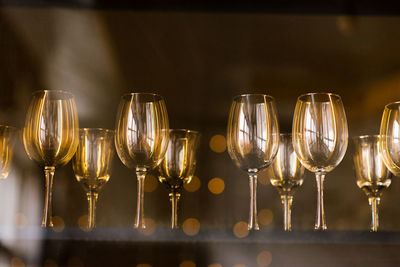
353;135;391;231
227;94;279;230
115;93;169;228
0;125;17;179
73;128;115;230
270;134;305;231
292;93;348;230
158;129;200;229
23;90;79;227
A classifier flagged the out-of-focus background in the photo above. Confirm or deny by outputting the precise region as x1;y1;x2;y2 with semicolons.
1;4;400;266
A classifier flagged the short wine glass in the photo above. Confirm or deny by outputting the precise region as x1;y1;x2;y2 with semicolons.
158;129;200;229
270;133;305;231
23;90;79;227
292;93;348;230
353;135;391;232
72;128;115;231
0;125;17;179
115;93;169;229
227;94;280;230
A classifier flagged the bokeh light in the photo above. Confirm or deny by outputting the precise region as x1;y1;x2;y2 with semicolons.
44;259;58;267
257;251;272;267
209;134;226;153
52;216;65;233
184;175;201;192
182;218;200;236
179;261;196;267
78;215;90;232
258;209;273;226
144;174;158;192
11;257;25;267
208;177;225;195
139;218;156;236
233;221;249;238
14;213;27;229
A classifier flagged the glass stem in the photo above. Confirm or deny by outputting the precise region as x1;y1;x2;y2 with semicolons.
134;169;146;229
248;172;259;230
87;191;98;231
169;191;181;230
315;172;327;230
369;196;380;232
42;166;55;228
281;194;293;231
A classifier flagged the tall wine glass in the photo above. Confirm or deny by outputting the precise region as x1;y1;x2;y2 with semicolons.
158;129;200;229
270;133;305;231
72;128;115;231
0;125;17;179
353;135;391;232
227;94;279;230
292;93;348;230
23;90;79;227
115;93;169;229
380;101;400;176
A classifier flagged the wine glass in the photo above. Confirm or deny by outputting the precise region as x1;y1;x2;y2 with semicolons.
23;90;79;227
380;101;400;176
227;94;280;230
158;129;200;229
72;128;115;231
0;125;18;179
353;135;392;232
270;133;305;231
115;93;169;229
292;93;348;230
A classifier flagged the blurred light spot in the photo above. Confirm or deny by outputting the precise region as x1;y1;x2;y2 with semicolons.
11;257;25;267
257;251;272;267
182;218;200;236
233;221;249;238
258;209;273;226
44;259;58;267
208;264;222;267
209;135;226;153
234;265;246;267
67;257;84;267
144;174;158;192
52;216;65;233
78;215;90;232
137;264;152;267
139;218;156;236
184;176;201;192
336;16;356;36
208;178;225;195
258;168;271;185
179;261;196;267
14;213;27;229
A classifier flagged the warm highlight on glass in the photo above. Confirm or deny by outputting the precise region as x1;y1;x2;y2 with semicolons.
158;129;200;229
0;125;17;179
270;134;305;231
227;94;279;230
380;101;400;176
73;128;115;231
353;135;391;232
115;93;169;229
292;93;348;230
23;90;79;227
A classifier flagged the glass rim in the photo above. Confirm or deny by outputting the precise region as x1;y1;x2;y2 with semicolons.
0;125;17;131
121;92;164;101
297;92;342;102
280;133;292;136
32;90;74;98
169;128;200;135
232;94;275;102
384;101;400;110
79;128;114;134
352;134;380;141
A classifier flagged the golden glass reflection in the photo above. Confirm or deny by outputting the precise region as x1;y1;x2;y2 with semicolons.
67;257;84;267
11;257;25;267
208;177;225;195
233;221;249;238
52;216;65;233
73;128;114;231
0;125;17;179
23;90;79;228
179;261;196;267
209;134;227;153
138;218;156;236
258;209;273;226
144;174;158;192
44;259;58;267
257;251;272;267
184;175;201;192
115;93;169;229
78;215;90;232
14;213;27;229
182;218;200;236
